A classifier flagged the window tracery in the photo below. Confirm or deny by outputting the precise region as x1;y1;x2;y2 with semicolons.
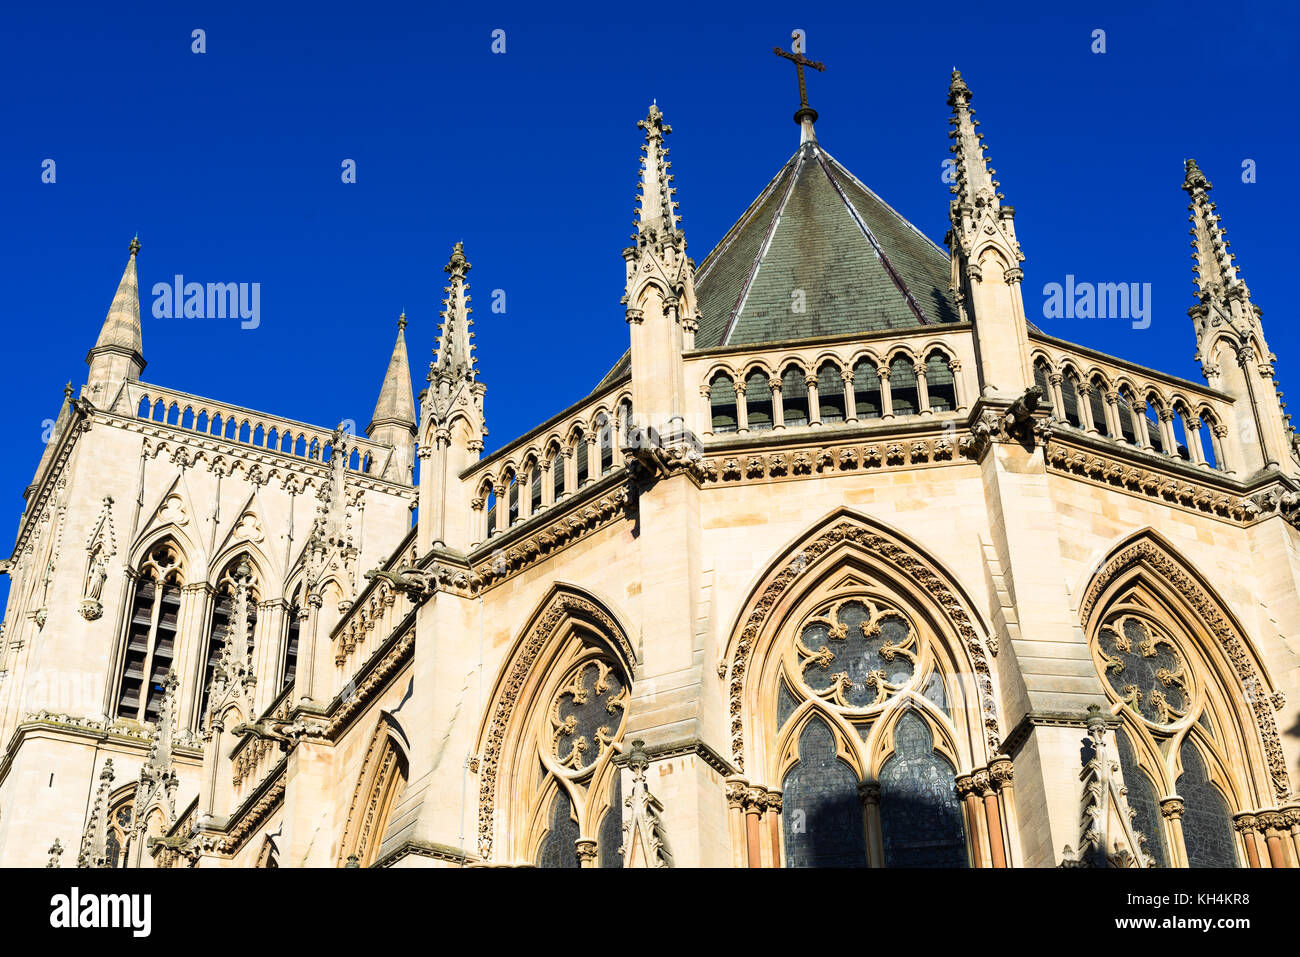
771;585;971;868
1088;588;1253;867
116;542;184;723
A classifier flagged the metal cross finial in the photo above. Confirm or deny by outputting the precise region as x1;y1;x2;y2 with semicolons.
774;44;826;121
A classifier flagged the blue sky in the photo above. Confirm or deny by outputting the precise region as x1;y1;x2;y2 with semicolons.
2;0;1296;613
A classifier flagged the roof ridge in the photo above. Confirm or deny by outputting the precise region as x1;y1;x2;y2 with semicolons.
813;150;931;325
696;148;801;286
719;146;809;346
820;148;952;260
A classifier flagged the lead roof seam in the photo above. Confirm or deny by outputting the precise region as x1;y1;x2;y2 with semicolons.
720;148;808;347
814;150;931;326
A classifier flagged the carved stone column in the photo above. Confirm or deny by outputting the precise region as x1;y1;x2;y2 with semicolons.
914;362;932;415
1258;810;1292;868
989;756;1017;867
858;781;883;867
1285;807;1300;866
725;777;748;869
1048;372;1066;421
1210;424;1231;473
734;381;749;434
972;769;998;867
1130;400;1152;450
1159;797;1187;868
493;484;508;534
1103;390;1122;440
949;359;967;412
699;384;714;438
539;460;554;510
842;370;858;422
1077;383;1098;434
1158;408;1177;456
956;774;986;868
769;377;785;430
878;366;894;420
743;786;765;868
561;448;576;499
764;790;784;867
1234;813;1262;868
1185;415;1207;466
806;374;822;427
575;838;598;869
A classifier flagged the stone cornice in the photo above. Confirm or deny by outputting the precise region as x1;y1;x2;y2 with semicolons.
467;473;633;591
0;713;203;790
373;839;470;868
1000;709;1118;757
611;736;737;778
1043;431;1272;525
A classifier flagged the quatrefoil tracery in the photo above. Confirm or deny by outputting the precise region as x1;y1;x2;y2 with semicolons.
793;597;919;709
1099;614;1191;726
549;658;627;773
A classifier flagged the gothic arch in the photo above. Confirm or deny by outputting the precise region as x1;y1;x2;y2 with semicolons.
473;583;635;865
1078;528;1290;806
337;713;410;867
720;508;1001;778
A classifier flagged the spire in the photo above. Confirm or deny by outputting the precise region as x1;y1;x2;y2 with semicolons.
1183;159;1253;311
944;68;1030;396
634;103;682;241
946;69;1009;219
86;237;146;402
368;312;417;435
1181;160;1293;473
430;242;476;389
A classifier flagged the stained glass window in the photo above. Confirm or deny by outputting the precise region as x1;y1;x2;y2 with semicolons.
537;787;580;868
598;775;623;869
879;711;967;868
1098;616;1188;725
1114;727;1167;867
1177;739;1236;868
797;600;916;707
781;717;866;868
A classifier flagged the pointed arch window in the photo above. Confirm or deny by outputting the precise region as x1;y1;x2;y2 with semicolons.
282;584;303;690
116;543;184;723
480;601;632;869
1088;586;1259;868
104;795;135;868
771;591;974;868
199;557;259;721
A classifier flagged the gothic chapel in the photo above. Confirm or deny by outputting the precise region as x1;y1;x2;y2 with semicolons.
2;60;1299;869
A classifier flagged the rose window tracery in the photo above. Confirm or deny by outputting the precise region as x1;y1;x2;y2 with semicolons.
549;658;627;773
1097;614;1190;725
795;598;917;708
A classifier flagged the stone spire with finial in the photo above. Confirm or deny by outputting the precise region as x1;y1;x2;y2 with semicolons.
86;236;146;403
367;311;418;484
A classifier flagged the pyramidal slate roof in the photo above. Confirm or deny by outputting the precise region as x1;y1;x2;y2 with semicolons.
594;138;959;389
